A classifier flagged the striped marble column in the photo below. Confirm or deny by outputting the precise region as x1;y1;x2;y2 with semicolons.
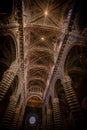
0;95;17;130
17;0;24;73
42;112;47;130
0;61;20;102
47;109;53;130
52;98;63;130
11;110;19;130
62;74;82;128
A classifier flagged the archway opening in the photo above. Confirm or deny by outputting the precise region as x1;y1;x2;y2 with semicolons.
22;96;42;130
64;45;87;105
64;44;87;129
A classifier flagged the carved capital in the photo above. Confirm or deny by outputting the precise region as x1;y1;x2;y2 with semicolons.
10;95;17;102
53;97;59;103
62;74;71;84
47;109;52;114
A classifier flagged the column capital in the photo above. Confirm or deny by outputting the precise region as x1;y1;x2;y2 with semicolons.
47;109;52;114
3;60;19;78
53;97;59;103
10;95;17;102
62;74;71;84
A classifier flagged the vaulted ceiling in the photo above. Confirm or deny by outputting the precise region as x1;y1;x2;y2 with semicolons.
0;0;87;128
24;0;73;98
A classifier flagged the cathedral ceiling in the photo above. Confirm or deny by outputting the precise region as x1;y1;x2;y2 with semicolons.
24;0;72;98
1;0;87;108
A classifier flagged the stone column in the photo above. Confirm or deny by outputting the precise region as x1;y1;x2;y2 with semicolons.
17;106;26;130
0;61;20;101
17;0;24;66
52;98;63;130
47;109;53;130
42;113;47;130
0;95;17;130
62;74;82;129
11;110;19;130
17;118;23;130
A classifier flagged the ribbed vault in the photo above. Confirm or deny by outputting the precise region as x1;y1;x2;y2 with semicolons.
24;0;72;96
